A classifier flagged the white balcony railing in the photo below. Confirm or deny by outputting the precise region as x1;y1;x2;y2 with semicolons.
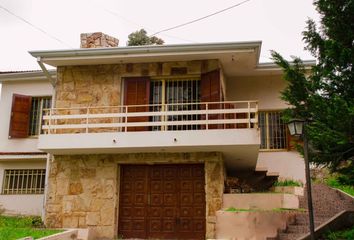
41;101;258;134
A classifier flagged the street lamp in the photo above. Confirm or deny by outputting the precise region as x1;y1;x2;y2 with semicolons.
287;119;315;240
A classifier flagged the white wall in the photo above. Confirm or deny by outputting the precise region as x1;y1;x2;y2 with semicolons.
256;151;305;183
0;160;46;216
226;74;305;182
0;80;52;152
226;74;287;110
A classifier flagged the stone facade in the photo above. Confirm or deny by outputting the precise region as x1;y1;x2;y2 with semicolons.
45;152;224;239
48;59;225;238
55;59;220;109
80;32;119;48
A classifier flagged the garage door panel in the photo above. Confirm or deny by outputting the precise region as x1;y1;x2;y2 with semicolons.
150;180;163;193
134;180;147;192
164;193;177;205
134;194;146;205
163;207;176;218
151;194;163;205
194;180;205;193
121;194;132;205
164;180;176;192
180;193;193;205
194;207;204;217
164;167;177;179
179;218;193;232
151;167;164;179
180;167;192;178
180;207;194;217
192;166;205;177
162;219;175;232
193;193;205;204
180;180;193;192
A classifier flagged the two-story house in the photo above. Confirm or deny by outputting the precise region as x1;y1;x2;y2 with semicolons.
1;32;309;239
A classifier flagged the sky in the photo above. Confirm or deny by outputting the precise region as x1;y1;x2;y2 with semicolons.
0;0;320;71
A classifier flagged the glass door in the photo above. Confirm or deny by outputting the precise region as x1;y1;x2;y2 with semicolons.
150;78;200;131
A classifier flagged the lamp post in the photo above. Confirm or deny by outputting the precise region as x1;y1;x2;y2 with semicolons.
287;119;315;240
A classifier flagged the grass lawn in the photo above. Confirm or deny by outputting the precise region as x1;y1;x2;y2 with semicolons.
324;226;354;240
325;177;354;196
0;216;62;240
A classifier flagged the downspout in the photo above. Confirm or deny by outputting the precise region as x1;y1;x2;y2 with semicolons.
36;57;56;221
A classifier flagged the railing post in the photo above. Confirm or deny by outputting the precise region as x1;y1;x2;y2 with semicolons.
247;101;251;128
161;103;165;131
125;106;128;132
48;109;52;134
86;108;89;133
206;103;209;130
254;101;258;129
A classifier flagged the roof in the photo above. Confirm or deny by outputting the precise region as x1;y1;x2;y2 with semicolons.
29;41;263;76
0;69;56;82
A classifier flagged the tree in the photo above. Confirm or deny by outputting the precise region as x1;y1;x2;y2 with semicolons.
271;0;354;184
127;29;164;46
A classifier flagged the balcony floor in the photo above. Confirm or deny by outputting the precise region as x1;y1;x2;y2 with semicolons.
39;129;260;170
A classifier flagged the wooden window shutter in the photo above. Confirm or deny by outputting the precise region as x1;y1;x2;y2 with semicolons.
201;69;223;129
201;69;221;103
9;94;32;138
124;77;150;131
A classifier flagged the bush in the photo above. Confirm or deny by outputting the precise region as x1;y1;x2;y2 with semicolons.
273;179;302;187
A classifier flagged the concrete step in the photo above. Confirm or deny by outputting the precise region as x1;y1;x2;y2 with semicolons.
285;224;310;234
278;232;305;240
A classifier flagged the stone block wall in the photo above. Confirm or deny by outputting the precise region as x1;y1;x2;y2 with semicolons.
45;152;224;239
55;59;220;109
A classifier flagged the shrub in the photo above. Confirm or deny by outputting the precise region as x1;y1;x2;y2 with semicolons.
273;179;302;187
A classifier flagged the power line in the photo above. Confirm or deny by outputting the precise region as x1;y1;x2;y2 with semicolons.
150;0;251;36
0;4;73;49
104;8;198;43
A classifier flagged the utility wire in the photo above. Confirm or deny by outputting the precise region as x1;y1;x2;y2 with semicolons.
0;4;73;49
104;8;198;43
150;0;251;36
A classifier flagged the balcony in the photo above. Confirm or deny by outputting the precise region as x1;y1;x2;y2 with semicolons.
38;101;260;170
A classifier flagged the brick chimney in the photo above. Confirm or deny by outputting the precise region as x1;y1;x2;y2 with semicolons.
80;32;119;48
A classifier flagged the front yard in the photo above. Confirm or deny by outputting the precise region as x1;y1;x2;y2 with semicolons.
0;216;62;240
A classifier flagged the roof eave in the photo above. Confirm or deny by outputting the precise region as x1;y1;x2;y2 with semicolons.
0;70;56;82
29;41;262;66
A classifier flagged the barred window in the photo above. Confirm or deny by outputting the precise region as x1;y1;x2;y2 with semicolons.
1;169;46;194
29;97;51;136
259;111;288;150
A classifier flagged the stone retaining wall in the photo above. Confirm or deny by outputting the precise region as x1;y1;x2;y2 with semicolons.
45;152;224;239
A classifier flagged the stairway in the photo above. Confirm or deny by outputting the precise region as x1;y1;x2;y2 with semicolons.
277;183;354;240
225;167;279;193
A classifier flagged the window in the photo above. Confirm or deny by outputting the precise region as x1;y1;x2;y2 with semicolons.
259;111;288;150
29;97;52;136
9;94;52;138
1;169;46;194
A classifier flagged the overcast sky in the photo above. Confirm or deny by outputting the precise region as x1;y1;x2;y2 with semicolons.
0;0;319;71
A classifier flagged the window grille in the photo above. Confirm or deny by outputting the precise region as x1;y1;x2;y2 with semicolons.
259;111;288;150
1;169;46;194
29;97;51;136
150;78;201;131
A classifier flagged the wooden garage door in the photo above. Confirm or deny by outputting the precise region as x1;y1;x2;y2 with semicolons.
118;164;206;239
